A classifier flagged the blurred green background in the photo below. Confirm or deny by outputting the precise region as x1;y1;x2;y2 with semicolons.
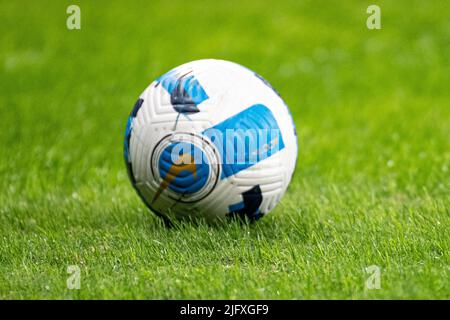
0;0;448;299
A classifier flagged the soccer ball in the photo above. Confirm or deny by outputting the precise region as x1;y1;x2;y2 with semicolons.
124;59;297;221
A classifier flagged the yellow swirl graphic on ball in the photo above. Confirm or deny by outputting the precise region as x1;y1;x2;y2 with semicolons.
152;153;197;204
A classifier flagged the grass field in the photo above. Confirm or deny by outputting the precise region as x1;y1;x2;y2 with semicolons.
0;0;449;299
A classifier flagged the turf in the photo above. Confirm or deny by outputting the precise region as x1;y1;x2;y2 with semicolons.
0;0;449;299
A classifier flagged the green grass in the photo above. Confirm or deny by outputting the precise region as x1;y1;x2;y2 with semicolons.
0;0;449;299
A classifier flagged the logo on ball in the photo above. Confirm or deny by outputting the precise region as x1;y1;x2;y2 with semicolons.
150;133;220;204
153;142;210;203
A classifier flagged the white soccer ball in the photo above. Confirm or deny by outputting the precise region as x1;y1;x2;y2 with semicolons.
124;59;298;221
